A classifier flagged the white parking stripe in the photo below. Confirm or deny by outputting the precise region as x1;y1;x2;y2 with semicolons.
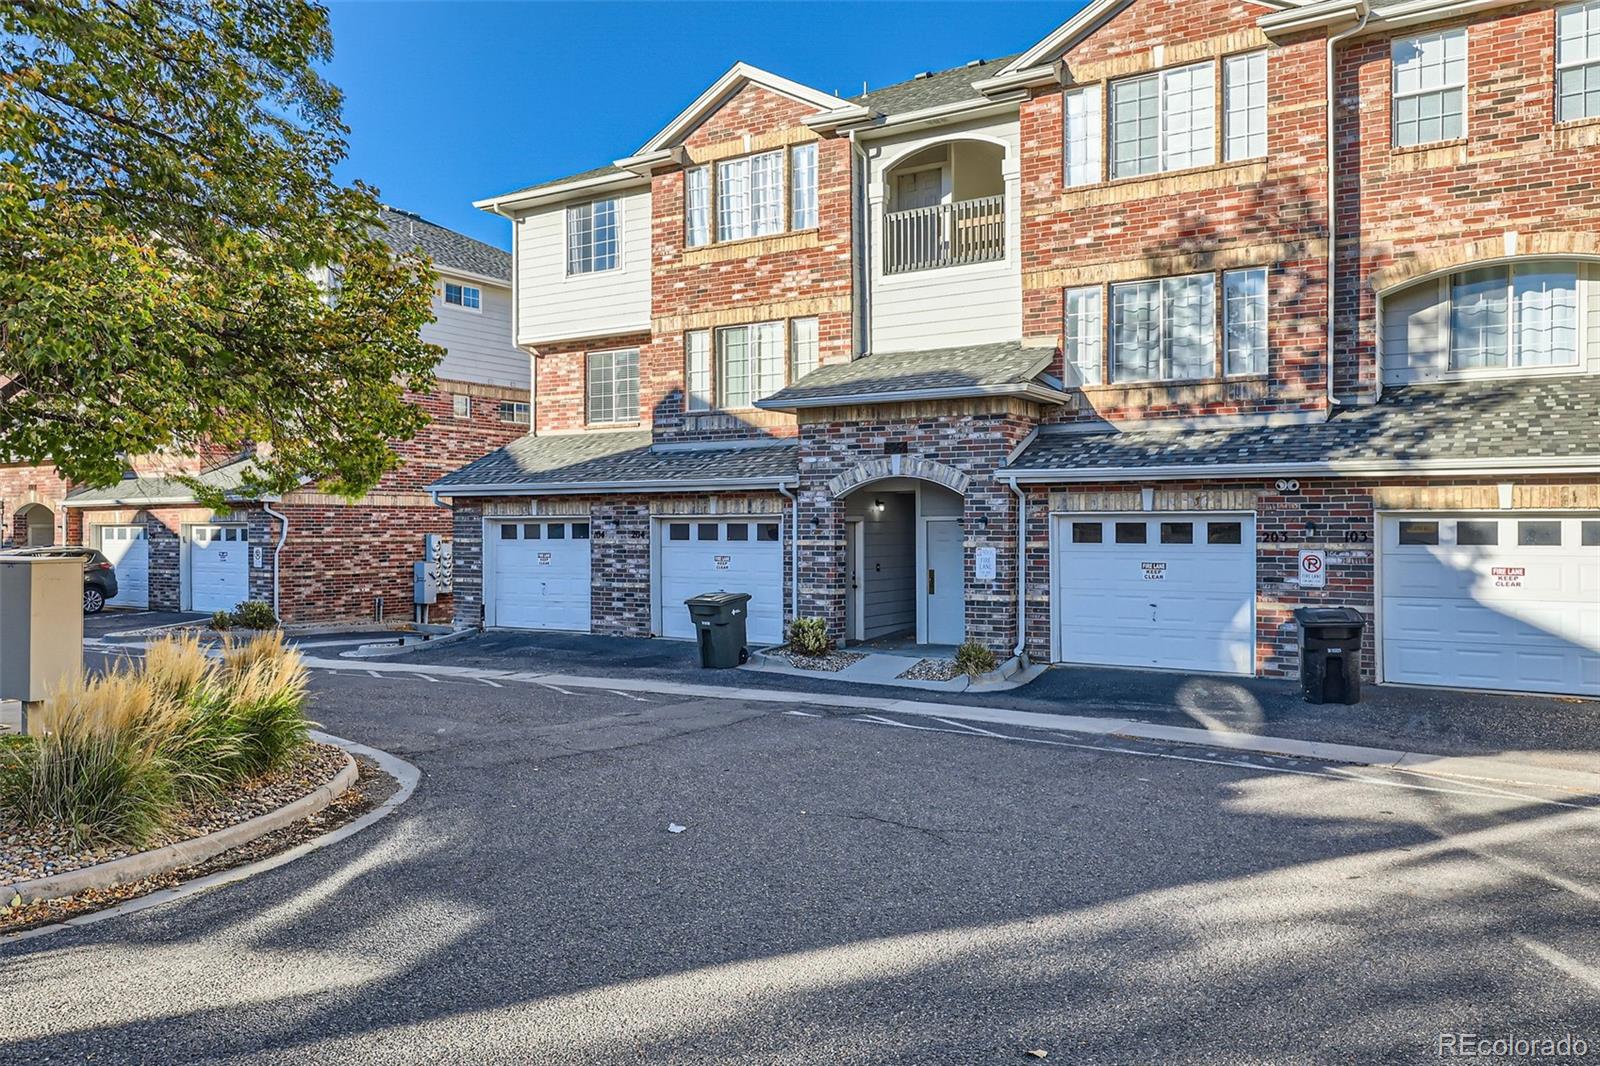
416;674;442;684
477;678;503;688
609;689;650;703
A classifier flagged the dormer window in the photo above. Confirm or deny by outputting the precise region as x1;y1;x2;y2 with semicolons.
443;282;480;310
567;198;620;275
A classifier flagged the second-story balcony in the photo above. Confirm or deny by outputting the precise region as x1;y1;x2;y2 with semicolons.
883;195;1006;275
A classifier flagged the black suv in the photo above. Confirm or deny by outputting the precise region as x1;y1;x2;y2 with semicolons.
0;546;120;613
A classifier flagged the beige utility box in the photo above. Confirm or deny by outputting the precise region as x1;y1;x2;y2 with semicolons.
0;554;84;704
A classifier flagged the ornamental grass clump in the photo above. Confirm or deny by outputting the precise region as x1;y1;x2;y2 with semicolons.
0;632;315;849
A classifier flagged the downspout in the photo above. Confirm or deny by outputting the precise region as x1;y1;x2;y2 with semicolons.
1325;5;1372;413
777;482;799;633
1005;477;1027;659
260;500;289;619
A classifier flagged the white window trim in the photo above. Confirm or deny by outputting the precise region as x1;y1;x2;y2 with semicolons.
1222;267;1270;377
1391;28;1469;148
442;281;482;313
790;143;820;231
1063;83;1105;188
452;394;472;419
690;318;816;412
497;400;531;425
1108;272;1220;384
685;166;711;248
1556;0;1600;124
1223;51;1268;163
1062;285;1104;385
585;346;640;425
565;197;624;278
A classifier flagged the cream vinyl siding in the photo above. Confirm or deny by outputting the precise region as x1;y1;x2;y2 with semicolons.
868;115;1022;354
516;186;651;345
425;276;529;389
1380;261;1600;384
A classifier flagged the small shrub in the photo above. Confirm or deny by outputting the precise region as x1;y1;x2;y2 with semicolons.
220;631;313;775
210;610;234;630
787;617;832;656
230;600;278;630
954;641;998;677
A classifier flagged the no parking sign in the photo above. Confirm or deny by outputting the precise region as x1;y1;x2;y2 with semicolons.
1298;549;1327;588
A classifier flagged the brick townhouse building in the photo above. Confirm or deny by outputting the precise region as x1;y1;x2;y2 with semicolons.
9;209;531;624
433;0;1600;698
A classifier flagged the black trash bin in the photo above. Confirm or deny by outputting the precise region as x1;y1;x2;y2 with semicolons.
684;592;752;669
1293;606;1366;705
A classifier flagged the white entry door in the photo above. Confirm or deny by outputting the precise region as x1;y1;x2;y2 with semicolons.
188;525;249;613
489;518;592;631
658;518;784;645
924;518;965;645
1052;514;1256;675
98;525;149;608
1380;514;1600;696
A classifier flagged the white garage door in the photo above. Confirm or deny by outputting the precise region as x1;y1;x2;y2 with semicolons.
658;518;784;645
1052;514;1256;676
1381;514;1600;696
98;525;149;608
489;518;592;632
188;525;250;613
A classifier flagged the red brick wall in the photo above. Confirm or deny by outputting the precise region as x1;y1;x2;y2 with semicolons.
530;331;654;433
263;501;453;625
376;379;529;493
1018;0;1332;424
643;83;854;443
1336;4;1600;396
0;464;72;547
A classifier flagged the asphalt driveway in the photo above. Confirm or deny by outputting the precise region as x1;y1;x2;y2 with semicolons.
5;660;1600;1063
387;629;1600;771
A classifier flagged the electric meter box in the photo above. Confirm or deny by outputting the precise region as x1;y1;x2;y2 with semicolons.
0;555;84;702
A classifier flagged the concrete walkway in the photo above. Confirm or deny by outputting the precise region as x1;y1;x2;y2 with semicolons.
291;650;1600;799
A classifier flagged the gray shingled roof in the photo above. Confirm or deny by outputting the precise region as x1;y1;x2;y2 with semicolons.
854;54;1022;116
378;208;511;284
430;430;799;493
758;341;1059;409
478;164;632;204
1007;376;1600;476
63;458;259;507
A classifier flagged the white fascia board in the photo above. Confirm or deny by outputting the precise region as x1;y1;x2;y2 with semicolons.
1258;0;1365;34
436;267;512;290
612;148;677;177
429;476;799;498
518;321;653;350
1259;0;1518;36
754;380;1067;412
473;171;647;215
997;455;1600;484
973;66;1059;96
804;103;878;133
636;62;843;155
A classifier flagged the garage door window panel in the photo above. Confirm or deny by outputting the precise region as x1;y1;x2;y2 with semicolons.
1072;521;1103;544
1207;521;1243;545
669;523;690;541
574;524;590;539
1584;521;1600;546
547;524;566;540
1456;520;1498;546
758;523;780;542
523;523;540;539
1160;522;1194;544
1115;522;1147;544
727;524;749;541
1517;521;1562;546
1399;521;1440;545
500;524;517;540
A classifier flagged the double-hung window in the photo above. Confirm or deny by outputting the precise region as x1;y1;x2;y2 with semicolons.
717;150;784;241
685;167;711;248
716;321;783;407
1063;85;1103;187
498;401;531;425
1222;268;1268;375
567;199;619;274
789;316;819;381
586;348;639;424
1224;52;1268;161
1392;29;1467;146
790;144;818;229
443;282;481;310
1063;286;1103;384
1111;62;1214;178
1448;264;1579;370
685;330;712;412
1111;273;1216;382
1558;1;1600;122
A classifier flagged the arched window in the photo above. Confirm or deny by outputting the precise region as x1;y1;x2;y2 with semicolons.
1382;260;1595;383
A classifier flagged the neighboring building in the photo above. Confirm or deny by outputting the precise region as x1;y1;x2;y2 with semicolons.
57;208;529;624
438;0;1595;700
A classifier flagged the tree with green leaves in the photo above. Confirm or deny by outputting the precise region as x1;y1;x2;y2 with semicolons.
0;0;441;500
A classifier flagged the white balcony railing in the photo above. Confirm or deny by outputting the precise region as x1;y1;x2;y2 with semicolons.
883;194;1005;275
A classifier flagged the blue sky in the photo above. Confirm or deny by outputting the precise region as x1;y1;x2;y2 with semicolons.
322;1;1075;250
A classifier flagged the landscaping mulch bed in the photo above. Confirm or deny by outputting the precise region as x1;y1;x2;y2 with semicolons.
777;648;867;672
0;754;396;936
898;658;963;682
1;741;349;887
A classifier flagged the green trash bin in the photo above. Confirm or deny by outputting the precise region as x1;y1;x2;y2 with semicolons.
684;591;752;668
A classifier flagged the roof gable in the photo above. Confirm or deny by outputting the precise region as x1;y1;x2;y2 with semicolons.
634;63;842;155
996;0;1307;77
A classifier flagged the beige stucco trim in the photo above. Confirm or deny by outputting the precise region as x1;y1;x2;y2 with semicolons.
1062;27;1272;85
685;125;821;166
1024;238;1326;291
280;490;441;509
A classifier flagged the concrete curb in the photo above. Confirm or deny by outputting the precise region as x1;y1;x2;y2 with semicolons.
294;653;1600;797
2;732;418;942
337;627;479;659
11;753;358;905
